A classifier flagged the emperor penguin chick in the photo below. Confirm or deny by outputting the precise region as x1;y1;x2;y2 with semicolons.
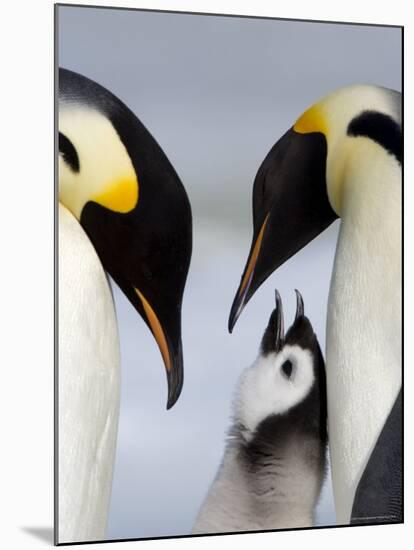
193;290;327;533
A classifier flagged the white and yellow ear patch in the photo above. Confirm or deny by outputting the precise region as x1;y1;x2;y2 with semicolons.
59;106;138;219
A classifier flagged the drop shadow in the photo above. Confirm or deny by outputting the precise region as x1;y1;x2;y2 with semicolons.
21;526;54;545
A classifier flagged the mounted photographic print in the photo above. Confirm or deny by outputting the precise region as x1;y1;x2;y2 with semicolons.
56;4;403;544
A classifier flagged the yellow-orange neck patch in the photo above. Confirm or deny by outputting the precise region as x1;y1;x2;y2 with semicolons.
92;176;138;214
293;104;328;136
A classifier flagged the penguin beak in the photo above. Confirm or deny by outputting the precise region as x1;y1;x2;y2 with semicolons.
228;127;337;332
261;290;285;355
228;213;270;332
133;289;184;409
294;289;304;323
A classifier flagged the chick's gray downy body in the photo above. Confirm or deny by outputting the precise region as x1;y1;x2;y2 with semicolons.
193;291;328;533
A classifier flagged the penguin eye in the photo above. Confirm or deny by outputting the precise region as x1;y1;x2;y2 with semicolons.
59;132;80;173
280;359;293;379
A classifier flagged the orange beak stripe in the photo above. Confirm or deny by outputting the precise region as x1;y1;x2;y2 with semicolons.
238;213;269;298
135;288;172;372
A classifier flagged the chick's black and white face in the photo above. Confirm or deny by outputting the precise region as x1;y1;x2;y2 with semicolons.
235;292;324;440
237;342;315;438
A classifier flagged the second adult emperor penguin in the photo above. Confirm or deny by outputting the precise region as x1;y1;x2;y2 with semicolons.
59;68;192;408
228;85;402;524
193;291;327;533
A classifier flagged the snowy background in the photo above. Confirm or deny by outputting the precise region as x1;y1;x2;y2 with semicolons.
58;6;401;540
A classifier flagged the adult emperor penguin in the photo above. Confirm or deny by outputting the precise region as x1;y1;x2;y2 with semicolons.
193;291;327;533
227;85;402;525
58;68;192;542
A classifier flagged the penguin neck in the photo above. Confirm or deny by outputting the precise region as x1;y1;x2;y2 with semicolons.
326;142;401;523
334;140;401;355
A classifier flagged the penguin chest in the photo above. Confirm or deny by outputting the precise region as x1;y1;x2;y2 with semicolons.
58;203;121;542
326;178;401;523
243;434;326;528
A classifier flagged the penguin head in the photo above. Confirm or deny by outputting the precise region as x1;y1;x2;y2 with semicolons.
59;68;192;408
228;85;401;332
235;290;326;441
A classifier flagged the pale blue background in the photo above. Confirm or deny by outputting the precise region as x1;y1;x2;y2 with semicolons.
58;6;401;540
